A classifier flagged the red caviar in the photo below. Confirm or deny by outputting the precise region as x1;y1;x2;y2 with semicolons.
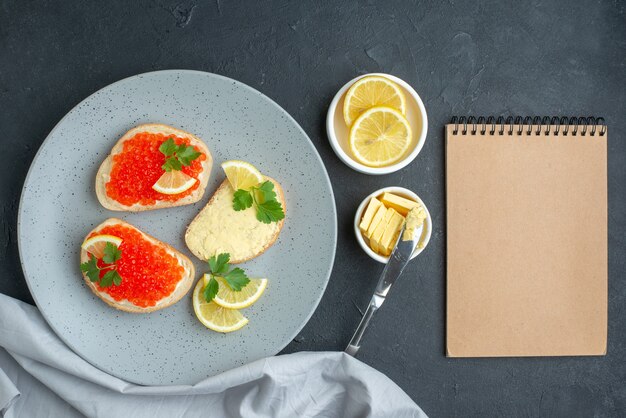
89;225;184;308
105;132;205;206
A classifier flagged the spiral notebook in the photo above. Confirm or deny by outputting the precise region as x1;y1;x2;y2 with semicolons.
446;116;607;357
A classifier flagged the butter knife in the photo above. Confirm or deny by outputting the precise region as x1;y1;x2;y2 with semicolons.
345;222;420;356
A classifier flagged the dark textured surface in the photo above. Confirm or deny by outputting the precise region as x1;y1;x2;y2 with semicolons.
1;0;624;416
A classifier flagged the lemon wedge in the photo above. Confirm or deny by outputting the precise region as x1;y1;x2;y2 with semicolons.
192;279;249;332
152;170;197;195
81;235;123;259
343;75;406;126
221;160;264;191
349;106;412;167
206;274;268;309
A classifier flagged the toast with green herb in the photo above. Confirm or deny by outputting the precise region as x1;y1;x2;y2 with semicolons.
185;177;286;263
80;218;195;313
95;123;212;212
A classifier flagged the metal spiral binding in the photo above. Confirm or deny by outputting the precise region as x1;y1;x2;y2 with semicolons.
449;116;606;136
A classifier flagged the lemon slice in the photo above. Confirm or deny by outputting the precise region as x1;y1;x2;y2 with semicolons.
192;279;249;332
152;171;197;195
343;75;406;126
206;274;268;309
221;160;264;190
81;235;122;259
349;106;412;167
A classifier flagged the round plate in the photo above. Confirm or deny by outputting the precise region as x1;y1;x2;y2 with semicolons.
17;70;337;385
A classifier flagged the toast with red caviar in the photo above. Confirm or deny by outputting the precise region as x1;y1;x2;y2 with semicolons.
80;218;195;313
95;124;212;212
185;177;286;264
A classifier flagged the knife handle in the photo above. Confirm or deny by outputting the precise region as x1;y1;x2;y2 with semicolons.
345;294;384;356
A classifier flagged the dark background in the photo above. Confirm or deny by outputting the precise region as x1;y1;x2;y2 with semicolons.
1;0;625;416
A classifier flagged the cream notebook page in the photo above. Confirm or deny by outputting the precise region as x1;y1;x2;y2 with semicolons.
446;119;607;357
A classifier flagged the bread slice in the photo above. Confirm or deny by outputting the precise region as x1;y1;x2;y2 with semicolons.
185;177;286;263
95;124;213;211
80;218;195;313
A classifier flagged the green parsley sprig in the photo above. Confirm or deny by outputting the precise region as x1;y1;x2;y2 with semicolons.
203;253;250;303
159;138;202;172
80;242;123;288
232;180;285;224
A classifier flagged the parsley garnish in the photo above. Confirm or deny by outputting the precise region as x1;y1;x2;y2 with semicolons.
203;253;250;303
159;138;202;172
80;242;123;288
102;242;122;264
203;276;219;302
232;180;285;224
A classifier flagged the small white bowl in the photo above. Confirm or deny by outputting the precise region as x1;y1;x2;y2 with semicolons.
326;73;428;175
354;186;432;264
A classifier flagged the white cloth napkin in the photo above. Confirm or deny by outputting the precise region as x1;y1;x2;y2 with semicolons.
0;294;427;418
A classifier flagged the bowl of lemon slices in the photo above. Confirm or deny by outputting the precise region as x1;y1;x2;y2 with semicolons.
326;73;427;175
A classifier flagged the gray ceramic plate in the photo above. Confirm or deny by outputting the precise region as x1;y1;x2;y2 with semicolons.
18;70;337;386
